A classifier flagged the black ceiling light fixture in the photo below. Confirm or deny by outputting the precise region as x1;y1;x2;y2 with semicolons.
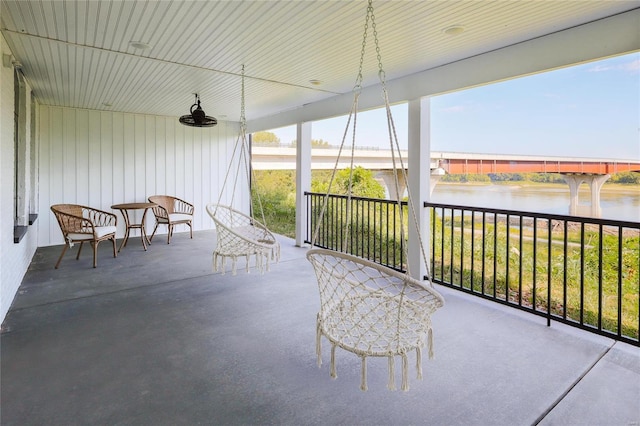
179;93;217;127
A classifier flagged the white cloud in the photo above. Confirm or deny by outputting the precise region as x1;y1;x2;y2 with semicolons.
587;64;613;73
588;58;640;74
622;59;640;73
441;105;466;113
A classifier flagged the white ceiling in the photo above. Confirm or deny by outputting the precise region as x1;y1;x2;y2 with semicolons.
1;0;638;123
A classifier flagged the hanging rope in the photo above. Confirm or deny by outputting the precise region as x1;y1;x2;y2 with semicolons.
310;0;431;280
215;65;268;227
209;65;280;275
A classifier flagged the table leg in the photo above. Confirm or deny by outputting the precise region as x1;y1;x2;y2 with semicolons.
140;208;150;251
144;208;152;246
118;209;131;252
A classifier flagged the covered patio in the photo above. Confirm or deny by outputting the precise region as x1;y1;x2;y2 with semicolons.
1;2;639;424
2;233;638;425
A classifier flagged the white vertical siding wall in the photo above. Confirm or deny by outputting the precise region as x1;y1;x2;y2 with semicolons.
38;106;243;246
0;34;38;323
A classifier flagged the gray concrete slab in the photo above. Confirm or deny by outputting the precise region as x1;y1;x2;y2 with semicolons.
539;341;640;426
2;230;638;425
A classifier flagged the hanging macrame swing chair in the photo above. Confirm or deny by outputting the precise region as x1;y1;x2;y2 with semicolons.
206;65;280;275
306;0;444;392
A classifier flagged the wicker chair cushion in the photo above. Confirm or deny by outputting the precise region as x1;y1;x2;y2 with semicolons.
68;225;117;240
168;213;192;222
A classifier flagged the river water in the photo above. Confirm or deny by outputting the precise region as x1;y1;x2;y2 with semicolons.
430;183;640;223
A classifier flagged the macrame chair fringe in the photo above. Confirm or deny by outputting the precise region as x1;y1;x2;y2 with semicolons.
330;344;337;379
307;249;444;391
316;315;323;368
428;327;435;359
401;353;410;391
388;356;396;391
360;357;368;391
212;250;277;276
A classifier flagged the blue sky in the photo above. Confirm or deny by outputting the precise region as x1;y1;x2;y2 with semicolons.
268;52;639;160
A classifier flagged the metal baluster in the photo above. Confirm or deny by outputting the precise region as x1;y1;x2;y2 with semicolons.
519;215;523;306
481;211;486;294
563;220;568;320
493;213;498;298
580;223;585;326
506;214;510;302
547;218;552;326
533;218;538;312
598;224;603;331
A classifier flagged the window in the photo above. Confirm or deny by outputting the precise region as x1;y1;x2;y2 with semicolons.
13;69;32;243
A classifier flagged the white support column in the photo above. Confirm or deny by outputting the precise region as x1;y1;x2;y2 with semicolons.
589;174;610;217
562;174;584;216
407;97;431;281
376;169;407;200
295;121;312;247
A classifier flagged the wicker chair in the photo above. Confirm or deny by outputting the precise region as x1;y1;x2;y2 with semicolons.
50;204;118;269
148;195;194;244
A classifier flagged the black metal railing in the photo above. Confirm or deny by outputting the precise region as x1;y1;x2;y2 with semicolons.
304;192;407;272
425;202;639;347
304;192;640;346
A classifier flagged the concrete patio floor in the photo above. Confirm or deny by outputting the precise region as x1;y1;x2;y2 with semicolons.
1;229;639;425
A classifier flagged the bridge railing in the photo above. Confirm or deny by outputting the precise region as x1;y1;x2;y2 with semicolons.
252;142;386;151
304;191;640;346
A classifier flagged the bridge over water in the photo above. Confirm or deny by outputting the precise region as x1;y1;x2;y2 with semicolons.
252;146;640;217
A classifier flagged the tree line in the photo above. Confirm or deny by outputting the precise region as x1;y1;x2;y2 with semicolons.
252;131;330;148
